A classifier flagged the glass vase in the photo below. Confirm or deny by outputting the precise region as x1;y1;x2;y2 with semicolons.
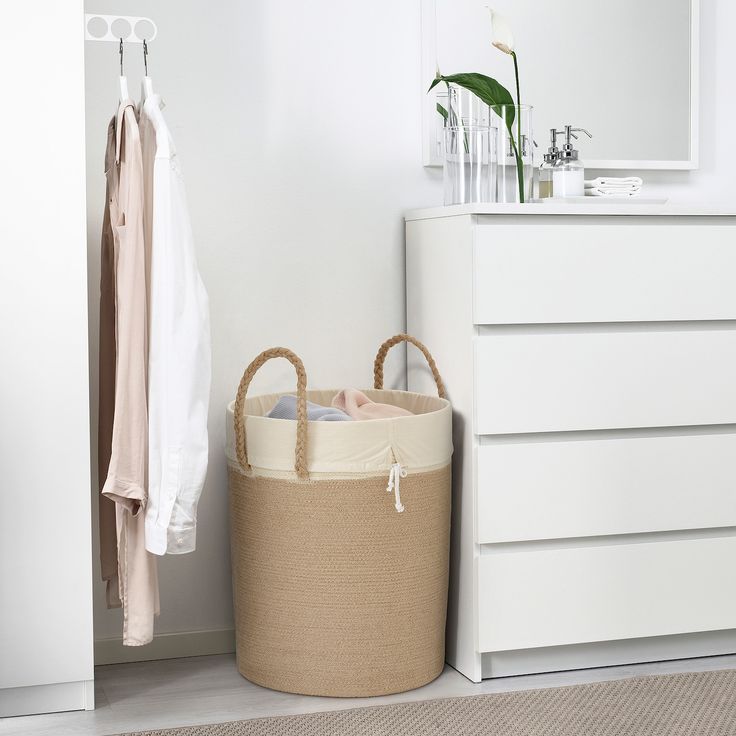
443;126;496;205
441;85;497;205
494;105;533;204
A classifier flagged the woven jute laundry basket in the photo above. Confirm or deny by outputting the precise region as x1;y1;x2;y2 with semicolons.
225;334;452;697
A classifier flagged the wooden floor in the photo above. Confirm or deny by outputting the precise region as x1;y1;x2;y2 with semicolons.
4;652;736;736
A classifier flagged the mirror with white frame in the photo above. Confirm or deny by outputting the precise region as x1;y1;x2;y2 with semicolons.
422;0;699;170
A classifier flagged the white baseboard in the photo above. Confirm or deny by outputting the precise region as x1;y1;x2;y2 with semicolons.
95;627;235;666
482;629;736;679
0;679;94;717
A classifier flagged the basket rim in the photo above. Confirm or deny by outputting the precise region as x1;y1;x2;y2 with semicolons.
227;387;450;421
225;389;453;476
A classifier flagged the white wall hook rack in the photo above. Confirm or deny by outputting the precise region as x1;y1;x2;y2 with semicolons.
84;14;157;44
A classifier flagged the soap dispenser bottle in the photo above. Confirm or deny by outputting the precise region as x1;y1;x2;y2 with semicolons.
539;128;562;199
552;125;593;198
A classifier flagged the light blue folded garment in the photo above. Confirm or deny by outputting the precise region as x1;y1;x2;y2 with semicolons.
266;394;352;422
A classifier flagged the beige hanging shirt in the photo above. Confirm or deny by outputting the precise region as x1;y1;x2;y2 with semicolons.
98;99;159;646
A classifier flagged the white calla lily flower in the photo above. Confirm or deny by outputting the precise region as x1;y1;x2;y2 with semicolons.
488;7;514;55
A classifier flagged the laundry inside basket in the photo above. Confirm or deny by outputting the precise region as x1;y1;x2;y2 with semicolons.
267;395;351;422
266;389;414;422
332;389;413;420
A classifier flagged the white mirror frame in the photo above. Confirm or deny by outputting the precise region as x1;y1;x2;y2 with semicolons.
421;0;700;170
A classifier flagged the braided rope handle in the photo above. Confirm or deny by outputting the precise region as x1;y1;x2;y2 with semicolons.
373;333;447;399
233;347;309;480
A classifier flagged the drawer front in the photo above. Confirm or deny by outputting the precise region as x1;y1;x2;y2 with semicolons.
474;329;736;434
472;220;736;325
477;433;736;543
478;537;736;652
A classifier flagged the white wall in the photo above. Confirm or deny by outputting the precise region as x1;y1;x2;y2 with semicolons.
83;0;734;654
84;0;439;650
0;1;94;716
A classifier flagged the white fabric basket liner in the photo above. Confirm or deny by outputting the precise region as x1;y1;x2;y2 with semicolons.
226;389;452;478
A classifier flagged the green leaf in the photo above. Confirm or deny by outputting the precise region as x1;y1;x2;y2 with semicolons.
436;102;449;122
429;73;516;130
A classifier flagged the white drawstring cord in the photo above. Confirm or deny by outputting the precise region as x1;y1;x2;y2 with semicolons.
386;462;407;513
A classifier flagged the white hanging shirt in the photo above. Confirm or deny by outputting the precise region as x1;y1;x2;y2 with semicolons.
139;94;211;555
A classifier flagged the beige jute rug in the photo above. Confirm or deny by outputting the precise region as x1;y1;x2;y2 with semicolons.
115;669;736;736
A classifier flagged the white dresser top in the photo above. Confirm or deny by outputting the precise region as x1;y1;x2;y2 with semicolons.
405;202;736;221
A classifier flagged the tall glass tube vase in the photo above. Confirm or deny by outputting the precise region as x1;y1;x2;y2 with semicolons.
494;105;533;204
441;85;497;205
443;126;496;205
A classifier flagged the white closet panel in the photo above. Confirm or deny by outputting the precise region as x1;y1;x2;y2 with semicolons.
0;0;93;717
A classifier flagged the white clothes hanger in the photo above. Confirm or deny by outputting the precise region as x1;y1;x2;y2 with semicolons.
118;38;129;101
140;39;154;102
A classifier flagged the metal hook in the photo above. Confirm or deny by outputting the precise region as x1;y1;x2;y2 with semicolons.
143;39;149;76
119;38;124;76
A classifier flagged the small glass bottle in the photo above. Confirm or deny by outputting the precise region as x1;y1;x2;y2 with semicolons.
552;125;593;198
538;129;561;199
539;156;556;199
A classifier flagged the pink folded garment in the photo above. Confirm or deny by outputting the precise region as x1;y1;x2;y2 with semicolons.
331;389;413;420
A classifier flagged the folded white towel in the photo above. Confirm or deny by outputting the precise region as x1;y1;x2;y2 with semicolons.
585;187;640;197
585;177;643;188
584;176;642;198
585;185;641;195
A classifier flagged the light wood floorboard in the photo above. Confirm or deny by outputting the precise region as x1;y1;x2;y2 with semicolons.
3;653;736;736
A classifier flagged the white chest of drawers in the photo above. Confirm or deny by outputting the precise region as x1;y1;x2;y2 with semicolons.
405;203;736;682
